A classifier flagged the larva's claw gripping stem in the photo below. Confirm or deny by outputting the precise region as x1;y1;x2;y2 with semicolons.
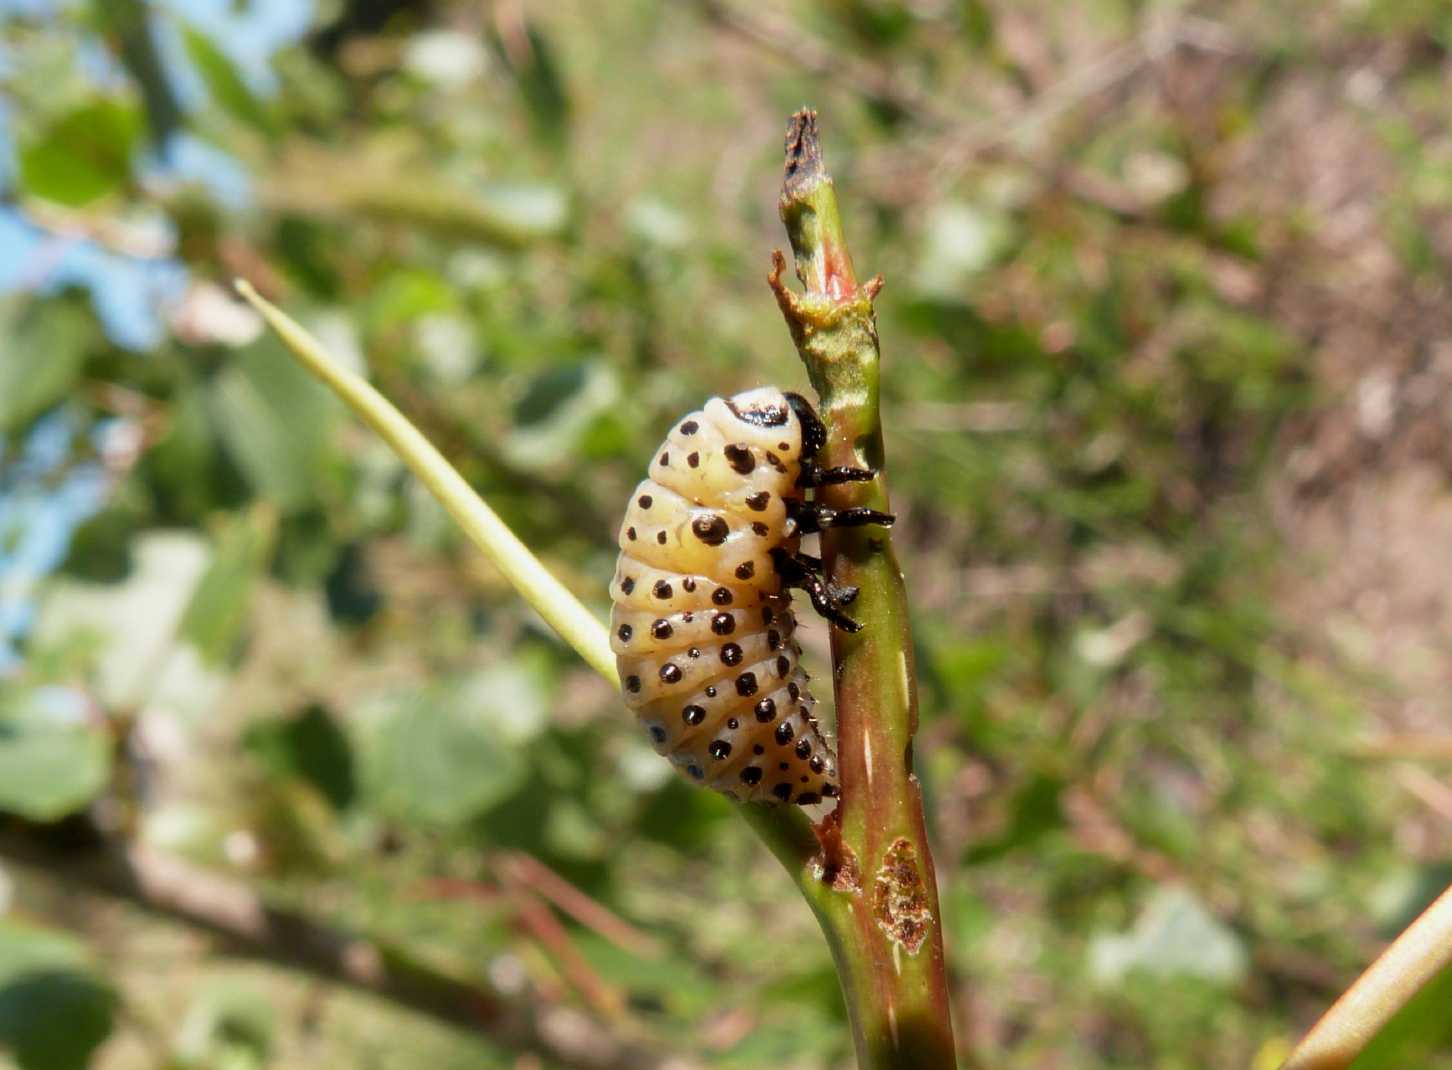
770;549;863;632
797;462;877;488
787;500;896;535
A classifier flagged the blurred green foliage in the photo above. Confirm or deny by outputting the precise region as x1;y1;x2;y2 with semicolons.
1;1;1450;1068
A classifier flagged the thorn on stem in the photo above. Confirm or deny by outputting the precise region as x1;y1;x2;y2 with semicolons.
767;249;806;335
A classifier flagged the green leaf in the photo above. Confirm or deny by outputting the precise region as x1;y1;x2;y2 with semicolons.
502;362;620;472
1089;885;1248;987
0;923;115;1070
359;668;546;825
33;531;212;711
0;299;97;434
179;22;275;136
244;703;357;811
491;19;570;148
211;337;342;512
17;99;141;206
175;981;274;1070
177;506;277;664
0;687;111;822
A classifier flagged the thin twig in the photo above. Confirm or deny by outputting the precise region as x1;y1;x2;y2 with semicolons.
502;877;626;1021
0;834;681;1070
500;852;663;958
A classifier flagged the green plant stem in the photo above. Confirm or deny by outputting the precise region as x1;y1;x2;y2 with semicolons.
767;110;958;1069
236;113;959;1066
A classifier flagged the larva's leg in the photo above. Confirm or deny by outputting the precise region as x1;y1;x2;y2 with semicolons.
797;462;877;488
789;550;859;607
770;549;863;632
788;500;896;535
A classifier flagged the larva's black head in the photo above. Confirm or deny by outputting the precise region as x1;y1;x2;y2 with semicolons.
725;391;790;429
783;391;826;459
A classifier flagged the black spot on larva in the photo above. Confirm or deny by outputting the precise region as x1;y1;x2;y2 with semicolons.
778;441;791;452
656;531;667;545
745;491;770;512
708;739;732;760
691;514;729;546
736;672;758;696
767;630;781;650
720;643;743;667
776;656;791;677
779;762;790;771
800;776;809;783
752;521;769;536
651;619;673;639
754;697;776;722
621;577;635;594
627;527;637;541
711;612;735;636
762;607;776;625
638;494;653;509
704;685;718;698
787;682;800;700
659;663;682;684
772;783;792;801
659;452;669;466
626;675;641;693
618;624;633;642
724;444;755;474
653;580;673;599
740;766;763;785
822;783;838;797
682;578;697;592
687;764;704;780
687;646;701;658
735;561;755;580
753;744;765;755
680;420;699;435
795;739;812;759
765;452;786;473
809;755;825;773
727;718;739;729
712;586;733;605
648;725;667;744
687;451;700;468
775;721;794;745
797;792;820;805
682;704;706;725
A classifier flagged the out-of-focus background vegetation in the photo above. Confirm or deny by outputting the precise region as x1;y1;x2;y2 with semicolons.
2;1;1451;1067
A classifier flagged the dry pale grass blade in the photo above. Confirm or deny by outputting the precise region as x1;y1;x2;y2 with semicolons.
233;279;618;686
1282;883;1452;1070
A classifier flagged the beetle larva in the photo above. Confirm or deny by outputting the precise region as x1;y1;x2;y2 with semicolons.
609;386;893;804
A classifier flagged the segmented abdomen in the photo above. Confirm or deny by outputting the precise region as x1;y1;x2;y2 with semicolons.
609;388;839;804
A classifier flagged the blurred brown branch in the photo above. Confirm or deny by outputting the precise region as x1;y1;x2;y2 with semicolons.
0;832;686;1070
